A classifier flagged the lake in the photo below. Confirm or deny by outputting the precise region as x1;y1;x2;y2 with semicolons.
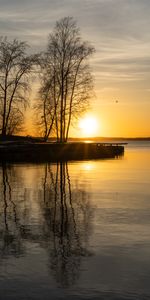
0;141;150;299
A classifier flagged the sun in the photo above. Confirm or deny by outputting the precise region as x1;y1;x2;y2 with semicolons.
79;116;98;137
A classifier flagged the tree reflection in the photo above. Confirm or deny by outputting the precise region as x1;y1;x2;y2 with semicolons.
0;162;93;287
40;162;93;287
0;164;25;257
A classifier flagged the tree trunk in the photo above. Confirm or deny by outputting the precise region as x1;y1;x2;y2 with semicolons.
1;127;6;137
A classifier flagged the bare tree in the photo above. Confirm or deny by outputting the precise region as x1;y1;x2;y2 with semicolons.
36;17;95;142
0;37;37;136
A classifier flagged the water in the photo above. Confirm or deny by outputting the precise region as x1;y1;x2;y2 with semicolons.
0;142;150;299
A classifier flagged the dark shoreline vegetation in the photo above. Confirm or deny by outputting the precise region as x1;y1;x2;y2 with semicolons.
0;135;126;162
0;135;149;142
1;134;150;162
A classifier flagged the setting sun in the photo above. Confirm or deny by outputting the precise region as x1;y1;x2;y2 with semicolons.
79;116;98;137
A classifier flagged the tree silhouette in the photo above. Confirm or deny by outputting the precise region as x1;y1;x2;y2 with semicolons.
35;17;95;142
0;38;37;136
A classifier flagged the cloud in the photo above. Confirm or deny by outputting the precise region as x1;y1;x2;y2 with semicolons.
0;0;149;85
0;0;150;41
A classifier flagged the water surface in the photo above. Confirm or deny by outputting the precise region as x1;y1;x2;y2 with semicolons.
0;142;150;299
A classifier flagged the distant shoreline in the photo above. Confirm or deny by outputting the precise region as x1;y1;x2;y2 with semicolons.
0;135;150;143
67;137;150;142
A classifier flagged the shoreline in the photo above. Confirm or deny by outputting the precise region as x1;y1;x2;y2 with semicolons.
0;141;125;162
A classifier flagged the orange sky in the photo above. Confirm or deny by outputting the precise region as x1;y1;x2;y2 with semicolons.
25;67;150;138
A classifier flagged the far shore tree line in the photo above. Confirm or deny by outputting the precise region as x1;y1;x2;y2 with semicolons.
0;17;95;142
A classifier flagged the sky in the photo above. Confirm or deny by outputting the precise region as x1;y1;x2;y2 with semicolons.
0;0;150;137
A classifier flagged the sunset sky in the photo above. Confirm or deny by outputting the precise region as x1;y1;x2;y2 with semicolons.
0;0;150;137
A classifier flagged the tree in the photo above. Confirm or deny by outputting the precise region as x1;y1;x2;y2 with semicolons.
0;38;37;136
36;17;95;142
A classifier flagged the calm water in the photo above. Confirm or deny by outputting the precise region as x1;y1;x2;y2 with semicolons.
0;142;150;299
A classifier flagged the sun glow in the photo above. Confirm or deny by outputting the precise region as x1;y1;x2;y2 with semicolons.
79;116;98;137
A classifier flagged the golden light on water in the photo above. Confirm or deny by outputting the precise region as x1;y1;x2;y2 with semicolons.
79;116;99;137
81;162;95;171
